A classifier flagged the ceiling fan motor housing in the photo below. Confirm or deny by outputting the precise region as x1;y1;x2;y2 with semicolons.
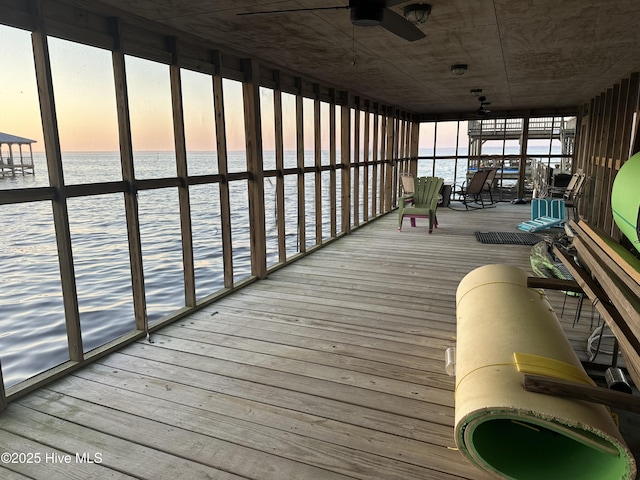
350;0;384;26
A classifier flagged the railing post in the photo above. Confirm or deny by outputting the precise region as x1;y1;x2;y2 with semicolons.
362;100;370;222
111;17;148;332
212;51;234;288
0;361;6;412
340;91;351;233
243;58;267;278
168;37;196;307
371;108;379;217
384;106;395;210
353;97;360;227
329;89;337;238
517;112;530;199
31;0;84;361
410;116;420;178
378;111;386;212
273;71;287;262
313;83;323;243
293;77;307;251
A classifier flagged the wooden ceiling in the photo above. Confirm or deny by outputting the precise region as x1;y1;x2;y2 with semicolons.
84;0;640;115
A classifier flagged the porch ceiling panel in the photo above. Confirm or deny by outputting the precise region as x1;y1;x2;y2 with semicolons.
79;0;640;115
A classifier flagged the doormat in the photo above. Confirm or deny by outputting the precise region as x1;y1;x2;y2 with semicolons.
474;231;541;245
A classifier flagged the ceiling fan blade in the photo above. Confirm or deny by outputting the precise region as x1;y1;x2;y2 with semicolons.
380;8;426;41
237;5;346;16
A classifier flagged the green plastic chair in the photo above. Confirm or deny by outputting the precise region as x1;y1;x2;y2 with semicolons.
398;176;444;233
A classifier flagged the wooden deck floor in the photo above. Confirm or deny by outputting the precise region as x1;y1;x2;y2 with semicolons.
0;202;607;479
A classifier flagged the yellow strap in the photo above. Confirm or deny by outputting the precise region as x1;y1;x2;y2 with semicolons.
514;352;596;386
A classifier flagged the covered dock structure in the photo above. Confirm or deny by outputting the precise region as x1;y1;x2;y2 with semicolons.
1;0;640;479
0;132;35;176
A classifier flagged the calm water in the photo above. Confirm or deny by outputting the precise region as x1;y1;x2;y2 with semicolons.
2;150;341;387
0;146;554;387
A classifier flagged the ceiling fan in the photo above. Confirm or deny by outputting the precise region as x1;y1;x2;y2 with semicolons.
477;96;491;117
237;1;428;42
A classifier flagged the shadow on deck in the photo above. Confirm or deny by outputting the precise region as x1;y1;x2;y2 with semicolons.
0;202;632;479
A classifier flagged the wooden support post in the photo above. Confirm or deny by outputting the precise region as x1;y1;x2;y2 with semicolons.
31;0;83;361
362;102;370;222
400;115;407;161
212;51;234;288
353;99;360;227
593;88;613;229
384;108;394;211
403;118;410;175
517;112;530;199
453;120;461;190
0;359;6;412
168;37;196;307
409;118;415;176
410;117;420;179
294;78;306;251
576;102;590;175
395;112;402;202
242;58;267;279
340;91;351;234
273;71;287;262
613;73;640;240
329;88;337;238
110;17;147;332
629;73;640;157
371;110;379;217
623;74;640;162
313;83;322;244
602;83;622;233
391;113;399;203
380;112;388;212
586;94;604;223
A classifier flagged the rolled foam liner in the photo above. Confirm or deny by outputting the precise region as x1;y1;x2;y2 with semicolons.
454;264;636;480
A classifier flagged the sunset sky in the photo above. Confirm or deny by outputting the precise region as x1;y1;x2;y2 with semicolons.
1;23;553;156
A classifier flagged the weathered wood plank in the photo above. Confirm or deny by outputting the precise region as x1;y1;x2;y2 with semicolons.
0;428;133;479
0;465;33;480
159;324;451;388
114;343;453;422
180;314;448;367
189;306;455;355
20;387;354;480
31;378;481;479
78;359;452;446
1;404;237;479
145;333;453;406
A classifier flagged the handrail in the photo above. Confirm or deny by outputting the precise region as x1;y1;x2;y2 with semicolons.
468;117;575;136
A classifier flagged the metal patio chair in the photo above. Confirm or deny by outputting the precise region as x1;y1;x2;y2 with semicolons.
454;169;492;210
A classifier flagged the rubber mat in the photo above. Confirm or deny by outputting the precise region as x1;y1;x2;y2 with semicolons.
475;231;541;245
